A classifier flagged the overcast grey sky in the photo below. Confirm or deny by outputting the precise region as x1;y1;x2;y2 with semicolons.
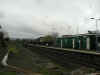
0;0;100;38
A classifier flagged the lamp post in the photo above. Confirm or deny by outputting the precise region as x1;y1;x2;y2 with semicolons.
90;18;100;33
90;18;100;51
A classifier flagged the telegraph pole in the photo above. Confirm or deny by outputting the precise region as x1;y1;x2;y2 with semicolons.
90;18;100;51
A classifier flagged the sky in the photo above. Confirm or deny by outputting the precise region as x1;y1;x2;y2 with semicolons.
0;0;100;38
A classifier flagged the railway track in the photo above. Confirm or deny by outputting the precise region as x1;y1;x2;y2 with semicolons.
7;65;32;73
28;45;100;70
6;65;42;75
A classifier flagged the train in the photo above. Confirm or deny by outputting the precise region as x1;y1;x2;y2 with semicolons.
55;33;100;51
26;31;100;52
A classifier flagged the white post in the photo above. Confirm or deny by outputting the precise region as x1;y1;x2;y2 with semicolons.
87;37;90;50
73;39;75;48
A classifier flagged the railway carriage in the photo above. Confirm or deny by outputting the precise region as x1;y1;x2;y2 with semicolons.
56;36;74;48
55;33;100;52
74;35;89;50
